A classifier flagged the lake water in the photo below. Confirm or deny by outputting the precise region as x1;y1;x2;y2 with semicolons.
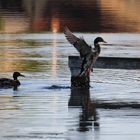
0;1;140;140
0;33;140;140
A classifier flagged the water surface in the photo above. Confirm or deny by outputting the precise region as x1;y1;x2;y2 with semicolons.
0;0;140;140
0;33;140;140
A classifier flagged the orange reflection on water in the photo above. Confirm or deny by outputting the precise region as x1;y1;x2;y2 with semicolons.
51;17;60;33
100;0;140;32
0;60;21;72
1;0;140;33
0;41;21;72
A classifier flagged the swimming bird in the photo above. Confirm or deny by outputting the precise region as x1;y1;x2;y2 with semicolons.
0;72;25;90
64;27;107;76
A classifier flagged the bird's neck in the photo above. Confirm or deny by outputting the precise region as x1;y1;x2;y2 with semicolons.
94;43;101;53
13;78;20;85
13;77;17;80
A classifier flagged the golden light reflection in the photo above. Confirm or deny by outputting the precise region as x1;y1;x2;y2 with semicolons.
100;0;140;32
1;16;28;33
51;33;58;79
0;96;20;110
0;60;22;72
0;44;21;72
51;17;60;33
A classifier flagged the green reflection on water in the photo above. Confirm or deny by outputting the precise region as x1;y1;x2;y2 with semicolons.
0;60;51;72
0;39;55;72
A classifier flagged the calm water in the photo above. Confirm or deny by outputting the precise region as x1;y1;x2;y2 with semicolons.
0;33;140;140
0;0;140;140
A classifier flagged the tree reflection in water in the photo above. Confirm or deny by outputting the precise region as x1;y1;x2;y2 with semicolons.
68;88;99;132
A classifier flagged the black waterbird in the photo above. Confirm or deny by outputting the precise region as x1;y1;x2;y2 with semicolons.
0;72;25;90
64;27;107;76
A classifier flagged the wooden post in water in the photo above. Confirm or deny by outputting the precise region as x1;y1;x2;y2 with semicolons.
68;56;90;89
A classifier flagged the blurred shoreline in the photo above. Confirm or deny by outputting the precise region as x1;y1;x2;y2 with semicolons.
0;0;140;33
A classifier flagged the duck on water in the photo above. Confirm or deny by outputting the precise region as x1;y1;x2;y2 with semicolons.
64;27;107;76
0;72;25;90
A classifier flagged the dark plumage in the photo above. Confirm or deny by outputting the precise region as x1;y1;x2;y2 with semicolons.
64;27;107;76
0;72;25;90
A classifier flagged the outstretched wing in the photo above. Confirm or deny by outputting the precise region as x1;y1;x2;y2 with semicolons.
64;27;92;58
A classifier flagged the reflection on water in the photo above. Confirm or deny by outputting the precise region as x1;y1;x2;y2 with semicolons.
69;88;99;132
0;0;140;33
51;33;58;79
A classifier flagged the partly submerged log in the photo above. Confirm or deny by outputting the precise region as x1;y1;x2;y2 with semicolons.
69;56;140;70
68;56;140;88
95;56;140;69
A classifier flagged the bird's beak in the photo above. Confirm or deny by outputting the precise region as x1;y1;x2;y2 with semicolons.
20;74;25;77
103;40;107;43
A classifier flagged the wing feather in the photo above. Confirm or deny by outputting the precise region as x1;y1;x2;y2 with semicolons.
64;27;92;57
